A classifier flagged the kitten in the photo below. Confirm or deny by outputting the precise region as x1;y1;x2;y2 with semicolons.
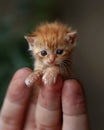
24;22;77;87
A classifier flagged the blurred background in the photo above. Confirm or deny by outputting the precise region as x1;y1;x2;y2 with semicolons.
0;0;104;129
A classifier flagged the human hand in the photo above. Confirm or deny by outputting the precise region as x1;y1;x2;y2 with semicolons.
0;68;90;130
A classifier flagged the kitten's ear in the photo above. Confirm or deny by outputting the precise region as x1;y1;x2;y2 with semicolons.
24;34;36;50
65;31;77;46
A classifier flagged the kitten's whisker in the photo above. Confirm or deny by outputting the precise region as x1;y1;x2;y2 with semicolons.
59;57;73;79
64;59;72;64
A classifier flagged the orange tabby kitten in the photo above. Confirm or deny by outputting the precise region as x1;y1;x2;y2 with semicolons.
24;22;77;87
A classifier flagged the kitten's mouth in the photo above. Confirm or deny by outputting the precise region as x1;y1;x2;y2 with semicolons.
47;62;59;66
47;63;55;66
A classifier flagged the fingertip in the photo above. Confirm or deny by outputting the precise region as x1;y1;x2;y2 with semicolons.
12;67;32;80
63;79;83;92
62;79;86;116
7;67;33;102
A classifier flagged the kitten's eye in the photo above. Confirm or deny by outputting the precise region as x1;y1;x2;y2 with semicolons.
40;50;47;56
56;49;63;55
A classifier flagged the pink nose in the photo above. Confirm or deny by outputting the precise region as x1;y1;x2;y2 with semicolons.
49;56;56;63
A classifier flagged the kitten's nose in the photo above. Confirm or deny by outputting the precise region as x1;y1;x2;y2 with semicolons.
49;55;56;64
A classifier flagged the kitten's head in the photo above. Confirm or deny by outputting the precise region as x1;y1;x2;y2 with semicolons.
24;22;77;66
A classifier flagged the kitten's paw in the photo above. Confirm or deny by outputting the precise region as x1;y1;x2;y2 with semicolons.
42;67;59;86
25;78;32;87
25;71;42;87
42;73;57;86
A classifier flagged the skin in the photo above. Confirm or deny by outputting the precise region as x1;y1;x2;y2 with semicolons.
0;68;90;130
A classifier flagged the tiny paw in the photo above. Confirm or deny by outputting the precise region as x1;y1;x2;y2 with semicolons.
42;71;57;86
25;78;32;87
25;76;35;87
25;71;42;87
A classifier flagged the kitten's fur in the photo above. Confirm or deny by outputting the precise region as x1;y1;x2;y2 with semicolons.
24;22;77;87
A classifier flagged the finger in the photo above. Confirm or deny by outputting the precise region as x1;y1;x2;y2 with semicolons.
23;82;40;130
23;102;37;130
62;79;90;130
35;76;63;130
0;68;32;130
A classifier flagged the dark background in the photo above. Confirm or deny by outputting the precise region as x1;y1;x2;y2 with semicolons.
0;0;104;130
